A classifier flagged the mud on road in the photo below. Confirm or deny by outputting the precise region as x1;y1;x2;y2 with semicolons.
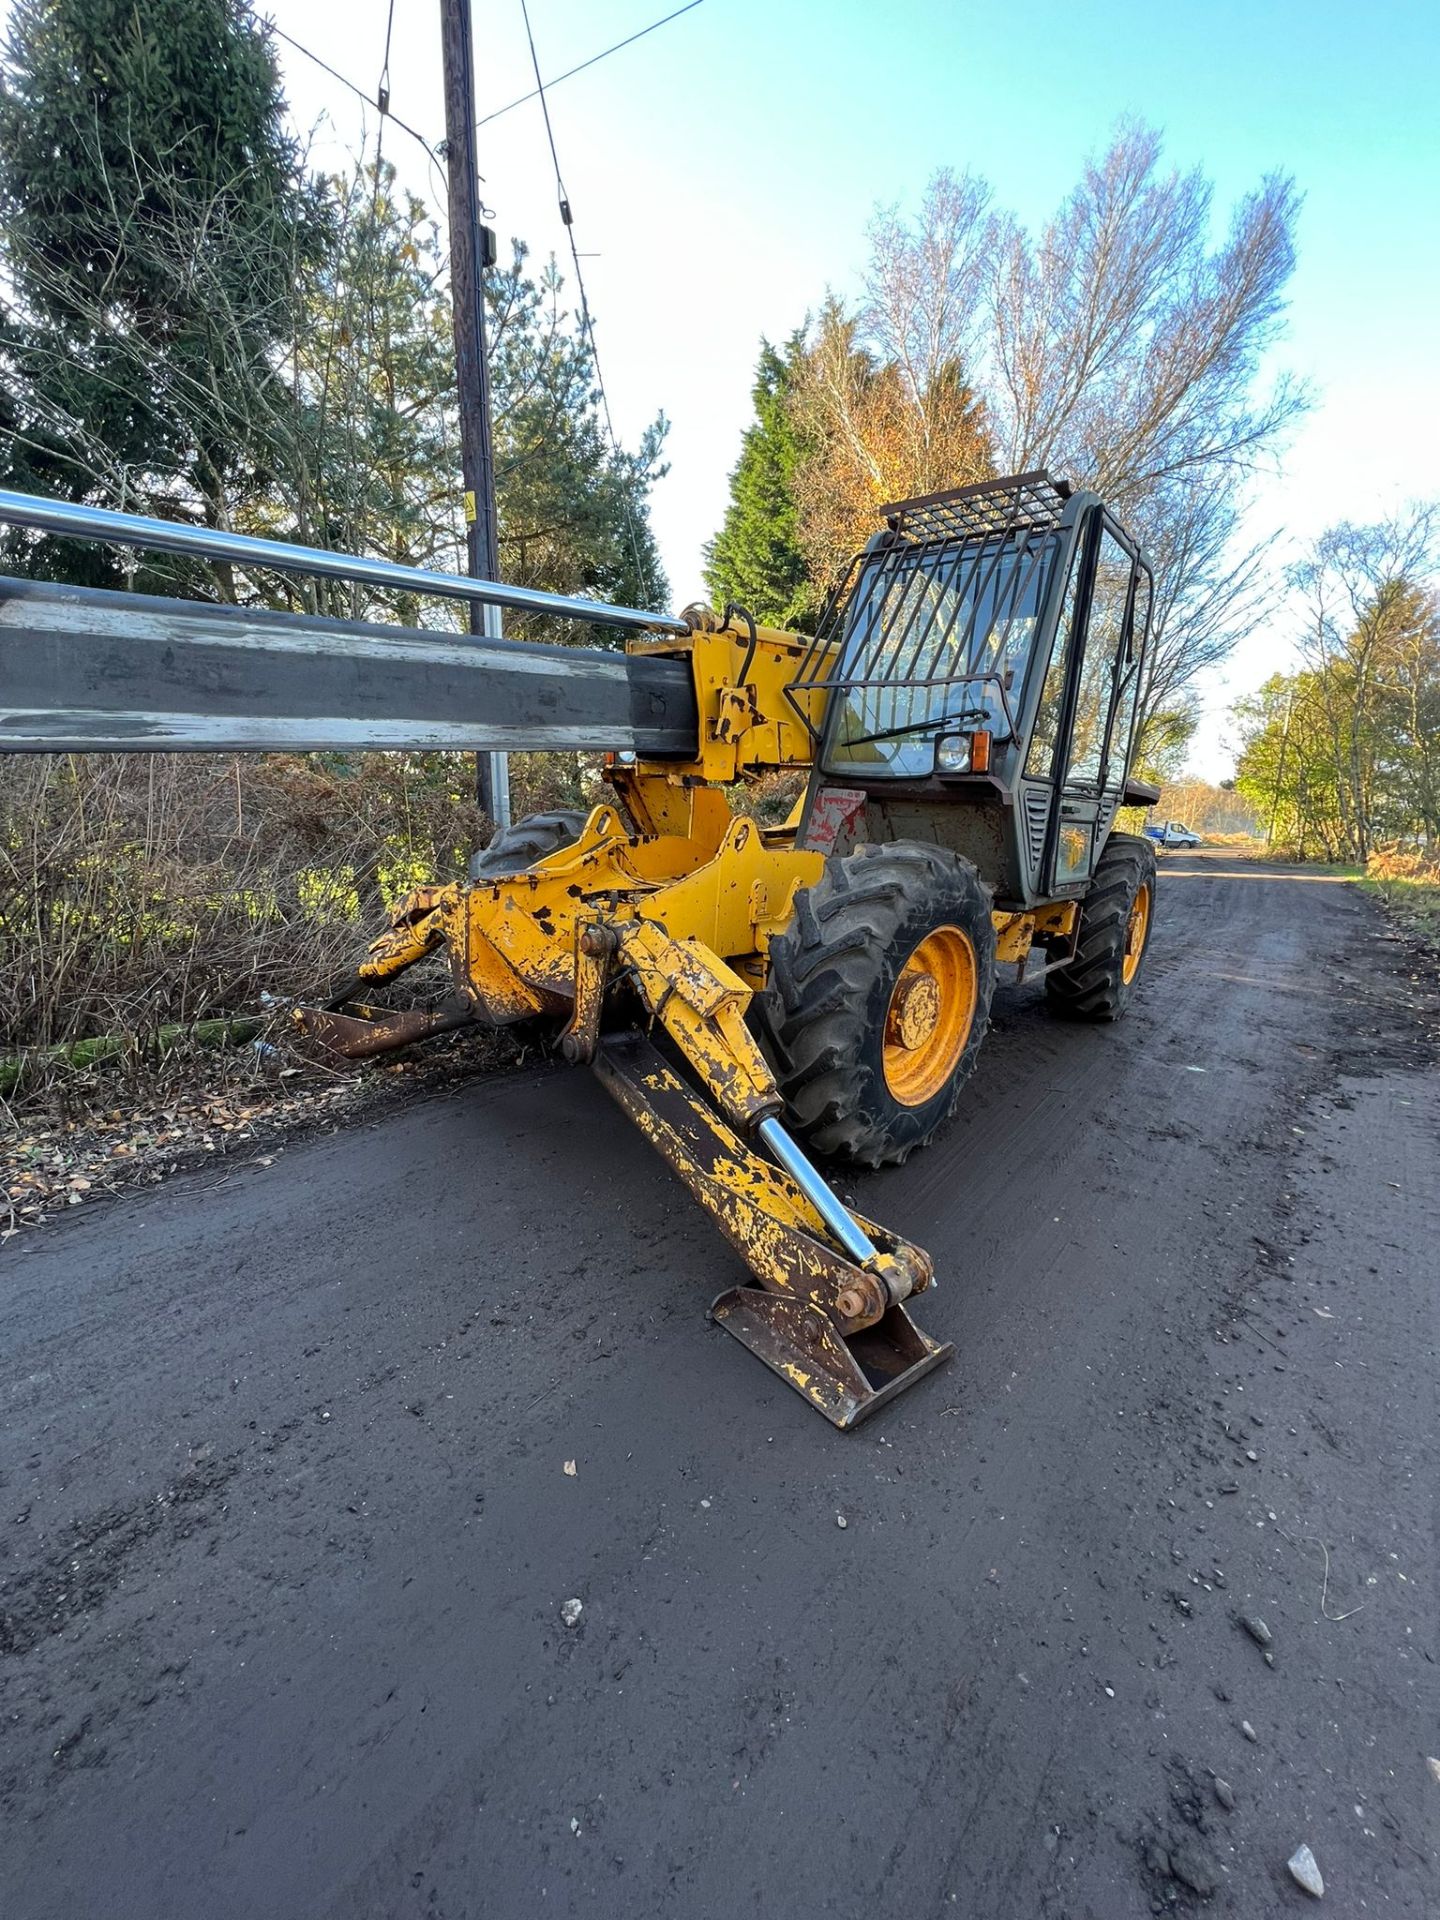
2;850;1437;1919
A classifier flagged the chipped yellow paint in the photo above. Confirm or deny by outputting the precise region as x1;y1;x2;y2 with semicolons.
356;884;457;981
594;1039;933;1331
305;593;1115;1424
991;911;1034;965
989;901;1079;970
364;803;820;1034
640;816;824;962
1033;900;1080;937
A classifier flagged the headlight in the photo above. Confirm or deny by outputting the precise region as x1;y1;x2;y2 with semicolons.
936;737;972;774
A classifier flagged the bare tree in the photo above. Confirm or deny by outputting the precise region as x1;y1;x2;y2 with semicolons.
985;125;1301;473
1137;478;1277;724
988;123;1305;734
862;170;994;456
804;122;1306;739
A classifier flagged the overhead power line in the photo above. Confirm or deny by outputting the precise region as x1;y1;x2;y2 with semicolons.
515;0;659;604
477;1;704;129
370;1;397;194
269;21;441;167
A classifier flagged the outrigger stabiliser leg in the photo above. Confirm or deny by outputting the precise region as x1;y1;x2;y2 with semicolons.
592;1032;951;1429
558;914;951;1428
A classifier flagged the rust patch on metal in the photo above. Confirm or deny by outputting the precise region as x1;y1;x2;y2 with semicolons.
709;1287;951;1430
293;1004;474;1059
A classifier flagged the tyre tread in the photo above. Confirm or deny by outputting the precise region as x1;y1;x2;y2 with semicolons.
756;842;996;1166
469;809;588;880
1045;831;1156;1022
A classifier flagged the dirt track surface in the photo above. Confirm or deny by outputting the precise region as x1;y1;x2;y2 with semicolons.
2;850;1437;1919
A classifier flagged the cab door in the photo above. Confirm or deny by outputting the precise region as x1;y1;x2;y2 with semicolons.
1030;515;1148;894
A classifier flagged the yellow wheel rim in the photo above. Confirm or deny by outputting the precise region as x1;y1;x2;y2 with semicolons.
882;925;978;1107
1122;881;1152;984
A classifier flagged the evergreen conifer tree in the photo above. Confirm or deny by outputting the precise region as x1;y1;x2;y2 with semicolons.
703;332;811;627
0;0;328;588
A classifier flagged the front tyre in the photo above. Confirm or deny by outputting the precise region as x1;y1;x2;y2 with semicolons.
1045;831;1156;1021
754;843;997;1168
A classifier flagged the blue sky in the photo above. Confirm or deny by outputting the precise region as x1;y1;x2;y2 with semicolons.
9;0;1439;772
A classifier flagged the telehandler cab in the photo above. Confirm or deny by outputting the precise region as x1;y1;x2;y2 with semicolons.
0;469;1159;1426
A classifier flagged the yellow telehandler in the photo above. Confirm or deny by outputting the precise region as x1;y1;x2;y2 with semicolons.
0;468;1159;1425
295;470;1161;1425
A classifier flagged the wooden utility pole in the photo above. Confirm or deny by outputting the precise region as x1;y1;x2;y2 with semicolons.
440;0;509;826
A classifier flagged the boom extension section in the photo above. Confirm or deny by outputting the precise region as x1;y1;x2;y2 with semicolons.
0;574;697;755
596;1036;949;1430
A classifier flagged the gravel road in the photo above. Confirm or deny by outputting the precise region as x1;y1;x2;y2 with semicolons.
2;850;1436;1919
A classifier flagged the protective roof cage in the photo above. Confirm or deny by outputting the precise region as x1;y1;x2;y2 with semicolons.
786;469;1074;747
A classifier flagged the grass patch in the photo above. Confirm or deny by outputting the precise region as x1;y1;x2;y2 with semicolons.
1357;875;1440;947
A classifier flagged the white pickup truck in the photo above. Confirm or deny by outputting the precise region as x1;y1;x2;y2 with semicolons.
1145;819;1203;849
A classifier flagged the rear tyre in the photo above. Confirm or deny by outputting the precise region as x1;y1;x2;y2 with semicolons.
1045;831;1156;1022
754;842;997;1168
469;809;587;881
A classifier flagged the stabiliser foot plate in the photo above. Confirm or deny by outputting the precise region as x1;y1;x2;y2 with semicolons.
710;1285;953;1430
